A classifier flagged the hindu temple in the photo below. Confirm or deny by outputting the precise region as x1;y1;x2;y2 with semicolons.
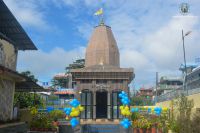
71;23;134;121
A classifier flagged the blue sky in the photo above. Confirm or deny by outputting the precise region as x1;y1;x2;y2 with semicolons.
4;0;200;89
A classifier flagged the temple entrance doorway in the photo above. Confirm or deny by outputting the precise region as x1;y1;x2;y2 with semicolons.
96;90;107;118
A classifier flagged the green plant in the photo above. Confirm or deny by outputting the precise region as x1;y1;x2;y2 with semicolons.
49;110;65;121
131;112;140;121
137;115;151;129
14;92;44;108
30;113;54;129
190;111;200;133
175;94;194;133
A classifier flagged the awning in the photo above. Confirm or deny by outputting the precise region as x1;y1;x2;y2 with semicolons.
15;80;49;92
54;91;75;95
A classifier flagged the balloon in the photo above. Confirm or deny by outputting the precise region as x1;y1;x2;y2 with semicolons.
70;99;80;107
123;123;129;129
120;106;124;110
70;118;79;128
79;106;84;111
121;110;126;116
148;108;151;113
120;118;131;129
125;106;129;111
126;111;131;116
72;107;75;111
163;107;168;111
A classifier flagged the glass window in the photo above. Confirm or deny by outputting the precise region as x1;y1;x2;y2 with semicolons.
81;90;93;119
111;91;121;119
81;93;86;105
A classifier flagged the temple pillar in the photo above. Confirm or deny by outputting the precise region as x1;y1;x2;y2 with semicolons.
93;92;96;119
107;91;111;119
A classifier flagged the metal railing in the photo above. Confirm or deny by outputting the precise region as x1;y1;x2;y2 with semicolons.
157;87;200;102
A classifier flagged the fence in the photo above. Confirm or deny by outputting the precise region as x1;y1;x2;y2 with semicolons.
157;87;200;102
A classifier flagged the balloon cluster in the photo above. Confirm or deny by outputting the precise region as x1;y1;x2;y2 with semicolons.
118;91;132;129
70;118;80;128
63;99;84;128
119;91;130;105
154;107;162;115
64;108;72;115
69;99;80;108
131;107;139;113
120;105;131;116
120;118;132;129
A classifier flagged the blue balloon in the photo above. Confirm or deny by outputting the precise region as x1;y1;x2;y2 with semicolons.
70;99;80;107
124;123;129;129
148;108;151;113
120;118;131;129
119;93;122;98
70;118;79;128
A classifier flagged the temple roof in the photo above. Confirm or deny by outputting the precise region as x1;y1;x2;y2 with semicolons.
85;25;119;67
71;64;133;73
0;0;37;50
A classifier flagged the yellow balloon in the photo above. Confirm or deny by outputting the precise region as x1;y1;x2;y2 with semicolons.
125;106;129;111
79;106;84;111
163;107;168;111
126;111;131;116
72;107;76;111
121;110;126;116
120;106;124;110
70;112;74;117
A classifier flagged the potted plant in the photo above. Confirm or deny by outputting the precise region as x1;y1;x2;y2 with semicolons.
137;115;151;133
132;120;139;133
131;112;140;133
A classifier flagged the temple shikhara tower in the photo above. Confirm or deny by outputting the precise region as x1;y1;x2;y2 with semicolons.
71;24;134;120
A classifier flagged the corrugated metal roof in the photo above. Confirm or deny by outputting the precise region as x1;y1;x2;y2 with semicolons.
0;0;37;50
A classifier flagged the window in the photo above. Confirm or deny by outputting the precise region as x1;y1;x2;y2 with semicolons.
112;79;123;83
111;91;122;119
96;79;107;84
81;79;92;84
81;90;93;119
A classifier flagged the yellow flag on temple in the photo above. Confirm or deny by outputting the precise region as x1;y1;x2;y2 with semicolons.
94;8;103;16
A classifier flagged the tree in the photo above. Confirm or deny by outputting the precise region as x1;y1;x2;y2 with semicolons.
14;92;44;108
14;71;42;108
21;71;38;82
51;78;68;88
131;96;153;106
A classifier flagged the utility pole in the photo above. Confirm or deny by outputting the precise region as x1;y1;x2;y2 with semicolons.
182;30;191;95
155;72;158;104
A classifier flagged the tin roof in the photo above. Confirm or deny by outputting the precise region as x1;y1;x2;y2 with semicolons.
0;0;37;50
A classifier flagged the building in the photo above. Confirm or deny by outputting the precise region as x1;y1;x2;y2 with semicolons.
186;66;200;90
53;73;73;88
71;24;134;120
137;87;153;98
0;0;43;121
156;76;183;96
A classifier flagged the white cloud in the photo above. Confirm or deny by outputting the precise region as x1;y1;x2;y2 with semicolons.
13;0;200;87
17;47;85;81
3;0;49;29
